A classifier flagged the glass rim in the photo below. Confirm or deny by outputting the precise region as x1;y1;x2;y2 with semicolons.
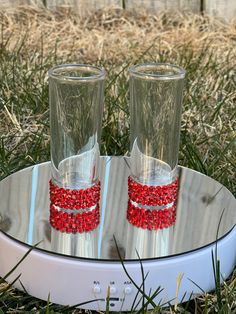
48;64;106;81
129;63;185;80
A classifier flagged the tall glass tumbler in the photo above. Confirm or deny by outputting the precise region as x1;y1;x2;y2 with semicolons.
127;63;185;232
49;64;105;236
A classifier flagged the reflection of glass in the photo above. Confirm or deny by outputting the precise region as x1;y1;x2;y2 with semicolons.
126;63;185;258
48;64;105;256
51;230;100;258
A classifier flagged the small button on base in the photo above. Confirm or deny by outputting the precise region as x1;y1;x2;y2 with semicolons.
110;286;117;295
93;286;101;294
124;286;132;295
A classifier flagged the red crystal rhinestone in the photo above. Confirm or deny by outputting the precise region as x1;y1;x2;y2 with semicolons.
127;200;176;230
49;179;101;233
50;204;100;233
128;176;178;207
49;180;101;210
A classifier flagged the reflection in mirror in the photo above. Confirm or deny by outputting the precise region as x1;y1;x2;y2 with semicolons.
51;228;99;258
0;157;235;260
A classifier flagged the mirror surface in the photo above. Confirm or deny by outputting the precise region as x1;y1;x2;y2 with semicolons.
0;157;235;261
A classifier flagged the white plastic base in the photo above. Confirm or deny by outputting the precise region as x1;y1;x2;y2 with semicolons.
0;228;235;311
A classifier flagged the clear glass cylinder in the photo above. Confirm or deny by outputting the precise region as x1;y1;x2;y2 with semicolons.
49;64;105;189
129;63;185;186
126;63;185;258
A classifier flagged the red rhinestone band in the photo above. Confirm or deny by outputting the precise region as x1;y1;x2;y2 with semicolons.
127;200;176;230
128;176;178;206
50;204;100;234
49;180;100;210
49;180;101;233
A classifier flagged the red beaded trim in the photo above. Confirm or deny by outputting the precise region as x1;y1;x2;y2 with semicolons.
128;176;178;207
127;200;176;230
49;180;100;210
50;204;100;233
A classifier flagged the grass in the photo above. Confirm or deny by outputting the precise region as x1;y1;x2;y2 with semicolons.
0;5;235;313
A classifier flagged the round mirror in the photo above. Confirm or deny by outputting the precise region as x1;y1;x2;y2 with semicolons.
0;157;235;261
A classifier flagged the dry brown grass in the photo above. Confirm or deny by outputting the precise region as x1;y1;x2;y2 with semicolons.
0;6;235;183
1;5;236;63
